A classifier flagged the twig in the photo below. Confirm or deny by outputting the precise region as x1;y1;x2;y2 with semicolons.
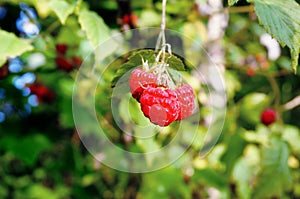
227;5;254;14
283;95;300;111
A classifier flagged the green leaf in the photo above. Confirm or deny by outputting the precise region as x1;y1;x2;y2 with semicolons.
78;10;111;48
192;168;227;190
228;0;239;6
0;30;33;66
111;49;186;87
233;159;253;199
239;93;270;125
282;125;300;153
140;167;191;199
0;134;51;166
232;145;260;199
221;128;247;176
253;0;300;73
49;0;75;24
168;53;186;71
253;136;292;199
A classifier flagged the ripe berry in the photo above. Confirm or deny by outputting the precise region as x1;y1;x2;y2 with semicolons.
71;56;82;67
246;68;256;76
0;64;9;79
55;44;68;55
176;84;195;120
129;68;157;101
260;108;276;126
55;57;73;72
28;84;56;103
140;87;180;126
122;14;138;28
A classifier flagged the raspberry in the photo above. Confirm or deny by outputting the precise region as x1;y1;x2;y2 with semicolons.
28;84;56;103
260;108;276;126
55;57;73;72
71;56;82;67
129;68;157;100
176;84;195;120
55;44;68;55
140;87;180;126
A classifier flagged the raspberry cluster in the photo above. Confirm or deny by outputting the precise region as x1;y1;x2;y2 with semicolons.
55;43;82;72
129;68;195;126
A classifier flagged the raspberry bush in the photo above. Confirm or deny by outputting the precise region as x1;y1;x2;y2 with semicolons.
0;0;300;199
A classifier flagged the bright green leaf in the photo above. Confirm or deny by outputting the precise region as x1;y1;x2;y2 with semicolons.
0;30;33;66
253;136;292;199
239;93;270;125
232;145;260;199
140;167;191;199
253;0;300;73
49;0;75;24
233;159;253;199
192;168;227;190
228;0;239;6
282;125;300;153
78;10;111;48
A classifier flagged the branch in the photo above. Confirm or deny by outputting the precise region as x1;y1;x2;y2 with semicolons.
283;95;300;111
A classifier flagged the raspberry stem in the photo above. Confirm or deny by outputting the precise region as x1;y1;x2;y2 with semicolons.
148;0;177;89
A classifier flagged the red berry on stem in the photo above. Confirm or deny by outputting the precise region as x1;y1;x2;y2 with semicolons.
260;108;276;126
129;68;157;101
55;44;68;55
176;84;195;120
55;57;73;72
140;87;180;126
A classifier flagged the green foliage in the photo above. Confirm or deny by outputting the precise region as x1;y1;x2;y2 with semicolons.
111;49;186;87
0;30;33;66
228;0;240;6
49;0;76;24
0;134;51;166
252;0;300;72
239;93;270;125
140;167;191;199
78;10;111;48
253;136;292;198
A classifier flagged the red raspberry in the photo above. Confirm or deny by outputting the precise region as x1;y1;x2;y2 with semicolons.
260;108;276;126
140;87;180;126
71;56;82;67
28;84;56;103
55;44;68;55
129;68;157;100
0;64;9;79
176;84;195;120
55;57;73;72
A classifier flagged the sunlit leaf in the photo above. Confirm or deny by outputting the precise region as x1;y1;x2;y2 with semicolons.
140;167;191;199
239;93;270;125
0;30;33;66
78;10;111;48
50;0;75;24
